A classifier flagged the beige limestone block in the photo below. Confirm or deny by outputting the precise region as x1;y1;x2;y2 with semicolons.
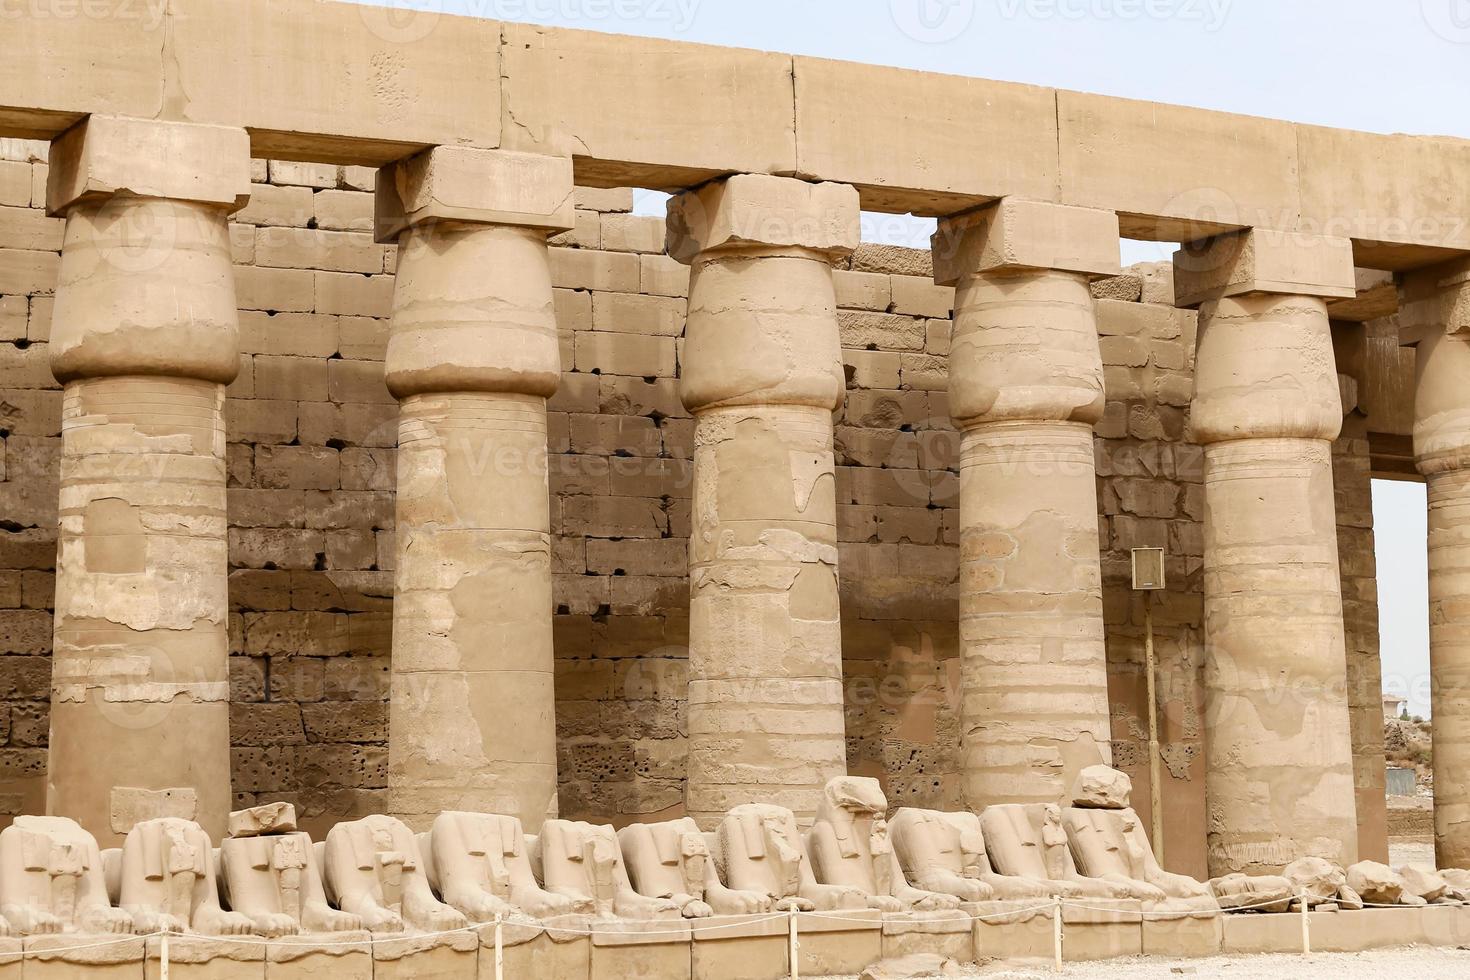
25;935;146;980
675;176;857;827
142;934;267;980
932;200;1120;286
1173;229;1356;308
0;6;163;137
500;23;796;188
943;246;1112;810
1297;125;1470;268
167;0;500;163
265;934;372;980
793;58;1058;215
667;174;859;267
486;919;590;977
1057;90;1301;242
382;151;570;834
1412;322;1470;870
47;116;250;217
1190;292;1358;877
375;146;573;242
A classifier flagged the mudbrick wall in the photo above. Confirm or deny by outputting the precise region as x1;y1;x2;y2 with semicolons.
0;139;1384;879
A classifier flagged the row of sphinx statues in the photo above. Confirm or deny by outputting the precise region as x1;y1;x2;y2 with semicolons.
0;766;1461;938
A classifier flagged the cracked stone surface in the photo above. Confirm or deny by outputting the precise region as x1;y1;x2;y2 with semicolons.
45;117;249;846
672;175;858;828
1411;316;1470;870
1191;291;1357;878
381;149;572;834
945;262;1112;812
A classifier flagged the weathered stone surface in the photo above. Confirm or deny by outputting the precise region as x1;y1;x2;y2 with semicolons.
943;213;1113;811
1070;765;1132;810
381;153;571;833
1284;856;1348;907
674;176;856;827
1345;861;1419;906
1189;286;1357;878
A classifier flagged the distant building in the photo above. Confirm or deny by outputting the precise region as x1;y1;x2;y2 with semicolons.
1384;695;1409;721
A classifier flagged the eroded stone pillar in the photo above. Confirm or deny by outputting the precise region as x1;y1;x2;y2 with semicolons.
377;148;573;833
44;115;251;845
931;199;1121;811
669;175;859;827
1176;229;1360;876
1401;257;1470;869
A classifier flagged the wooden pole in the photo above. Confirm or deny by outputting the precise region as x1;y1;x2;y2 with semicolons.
789;909;800;980
1145;593;1165;866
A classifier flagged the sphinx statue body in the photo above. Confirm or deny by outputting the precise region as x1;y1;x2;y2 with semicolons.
426;810;577;920
889;808;1056;901
219;802;361;936
0;815;129;935
979;803;1129;900
804;777;960;912
531;819;680;920
1060;766;1218;912
618;818;774;916
323;813;467;932
118;817;253;935
714;804;867;912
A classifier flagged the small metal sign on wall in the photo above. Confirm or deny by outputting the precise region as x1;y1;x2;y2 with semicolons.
1131;547;1166;591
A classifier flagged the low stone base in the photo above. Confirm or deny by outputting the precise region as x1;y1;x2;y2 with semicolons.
145;935;267;980
1142;914;1224;957
690;914;787;980
1222;912;1305;954
1310;907;1428;953
265;933;372;980
27;935;148;980
971;900;1056;961
486;919;590;979
795;909;882;977
1419;904;1470;947
1062;900;1143;960
375;931;479;979
881;910;974;963
590;919;692;980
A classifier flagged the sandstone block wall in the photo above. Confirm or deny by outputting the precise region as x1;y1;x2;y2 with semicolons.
0;140;1383;874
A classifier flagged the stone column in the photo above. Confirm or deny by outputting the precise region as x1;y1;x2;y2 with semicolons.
930;199;1121;810
1401;257;1470;869
44;116;250;845
668;175;859;827
377;148;573;833
1175;229;1360;877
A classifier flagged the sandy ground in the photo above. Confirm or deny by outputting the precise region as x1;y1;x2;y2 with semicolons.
827;947;1470;979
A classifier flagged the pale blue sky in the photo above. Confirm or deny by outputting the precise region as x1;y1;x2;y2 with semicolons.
353;0;1468;715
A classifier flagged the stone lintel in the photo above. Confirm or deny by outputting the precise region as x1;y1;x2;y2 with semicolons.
1398;256;1470;346
375;145;575;243
1173;228;1356;307
46;115;251;217
931;198;1121;286
666;173;860;265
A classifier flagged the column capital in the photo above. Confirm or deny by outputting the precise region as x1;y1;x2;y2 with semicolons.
375;146;574;243
46;115;251;217
931;198;1120;286
1173;228;1355;308
666;174;859;265
1399;256;1470;346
